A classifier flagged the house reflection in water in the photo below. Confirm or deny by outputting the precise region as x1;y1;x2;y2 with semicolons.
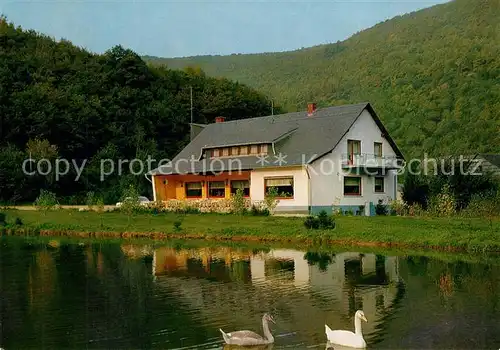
149;245;403;343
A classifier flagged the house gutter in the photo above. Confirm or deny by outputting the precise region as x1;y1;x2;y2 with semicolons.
394;171;398;201
144;173;157;202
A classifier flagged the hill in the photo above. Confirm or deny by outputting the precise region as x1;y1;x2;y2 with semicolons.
144;0;500;158
0;18;279;204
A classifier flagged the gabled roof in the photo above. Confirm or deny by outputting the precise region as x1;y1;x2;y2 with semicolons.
478;154;500;168
149;102;404;175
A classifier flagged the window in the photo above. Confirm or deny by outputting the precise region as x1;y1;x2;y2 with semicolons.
265;177;294;198
374;177;384;193
230;180;250;197
374;142;382;157
185;182;202;197
208;181;225;197
211;144;267;157
347;139;361;164
344;177;361;195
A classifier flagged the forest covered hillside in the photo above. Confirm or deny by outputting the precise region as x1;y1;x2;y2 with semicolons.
0;18;279;204
144;0;500;158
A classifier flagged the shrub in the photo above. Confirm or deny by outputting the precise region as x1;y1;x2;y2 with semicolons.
375;199;388;216
427;184;456;217
318;210;336;229
230;188;247;215
15;217;23;226
250;205;270;216
389;200;409;216
34;189;58;214
119;184;141;225
304;215;320;229
357;205;365;216
263;187;280;214
402;157;498;212
95;196;105;212
402;162;430;209
94;196;105;227
148;200;165;214
408;202;425;216
304;210;335;230
462;189;500;225
0;212;6;225
173;219;182;232
86;191;96;210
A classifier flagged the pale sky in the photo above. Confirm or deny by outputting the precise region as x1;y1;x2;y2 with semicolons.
1;0;450;58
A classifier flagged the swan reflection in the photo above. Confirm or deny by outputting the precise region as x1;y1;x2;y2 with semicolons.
326;341;365;350
223;344;274;350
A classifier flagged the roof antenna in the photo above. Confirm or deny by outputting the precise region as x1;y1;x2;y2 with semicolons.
189;85;194;140
190;85;193;124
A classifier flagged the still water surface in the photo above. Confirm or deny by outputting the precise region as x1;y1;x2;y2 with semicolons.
1;237;499;349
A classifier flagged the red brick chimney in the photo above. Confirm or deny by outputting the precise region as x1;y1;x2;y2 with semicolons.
215;116;225;123
307;103;317;116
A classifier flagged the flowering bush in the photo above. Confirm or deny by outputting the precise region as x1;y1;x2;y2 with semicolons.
407;202;425;216
389;199;409;216
461;189;500;225
427;184;456;217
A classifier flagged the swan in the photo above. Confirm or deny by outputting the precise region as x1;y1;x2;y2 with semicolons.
325;310;368;348
220;313;276;346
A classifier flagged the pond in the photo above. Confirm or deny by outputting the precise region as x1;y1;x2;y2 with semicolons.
1;236;499;349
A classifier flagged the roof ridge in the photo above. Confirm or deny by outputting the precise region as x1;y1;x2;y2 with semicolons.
205;103;369;126
206;102;369;125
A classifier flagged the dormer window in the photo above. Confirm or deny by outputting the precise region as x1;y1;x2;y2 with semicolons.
208;143;269;159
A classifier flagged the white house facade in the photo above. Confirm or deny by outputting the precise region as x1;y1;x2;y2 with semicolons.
307;108;400;215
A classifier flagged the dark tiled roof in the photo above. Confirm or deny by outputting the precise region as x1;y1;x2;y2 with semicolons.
150;102;404;175
479;154;500;168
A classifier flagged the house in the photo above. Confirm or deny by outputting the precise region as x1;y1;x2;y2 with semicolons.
470;154;500;178
148;102;405;216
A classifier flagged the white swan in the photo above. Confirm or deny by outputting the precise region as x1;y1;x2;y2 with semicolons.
220;313;275;346
325;310;368;348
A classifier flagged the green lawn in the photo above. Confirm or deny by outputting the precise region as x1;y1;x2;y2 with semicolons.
1;209;500;253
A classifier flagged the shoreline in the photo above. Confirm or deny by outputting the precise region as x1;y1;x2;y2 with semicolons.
1;209;499;254
2;226;499;254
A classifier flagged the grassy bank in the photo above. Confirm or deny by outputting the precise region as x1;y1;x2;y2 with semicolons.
4;234;500;269
1;209;500;253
